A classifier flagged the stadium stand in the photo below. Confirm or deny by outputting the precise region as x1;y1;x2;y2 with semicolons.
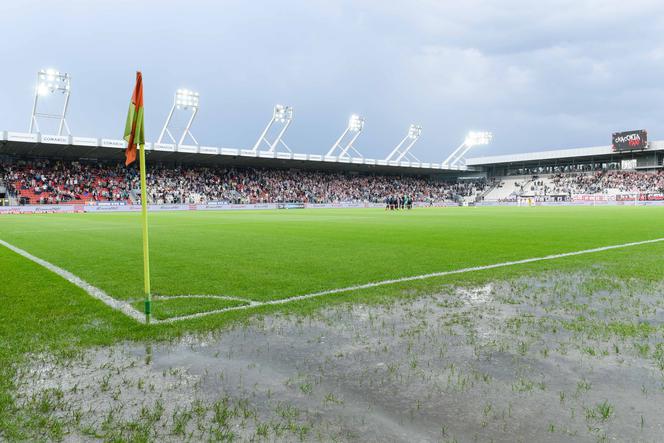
4;135;664;207
480;170;664;202
0;158;488;205
482;177;530;201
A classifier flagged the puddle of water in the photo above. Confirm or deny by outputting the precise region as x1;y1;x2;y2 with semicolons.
14;274;664;442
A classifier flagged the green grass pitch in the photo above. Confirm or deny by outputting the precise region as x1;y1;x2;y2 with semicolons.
2;206;664;436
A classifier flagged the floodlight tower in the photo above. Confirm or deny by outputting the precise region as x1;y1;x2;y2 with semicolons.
442;131;493;167
385;124;422;162
29;69;72;135
252;104;294;153
156;89;200;145
326;114;365;158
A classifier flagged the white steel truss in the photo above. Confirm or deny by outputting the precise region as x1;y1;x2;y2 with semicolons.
385;124;422;162
442;131;493;167
326;114;364;158
157;89;199;145
252;104;293;153
29;69;72;135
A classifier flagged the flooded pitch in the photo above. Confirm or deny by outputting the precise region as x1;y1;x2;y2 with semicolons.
14;273;664;442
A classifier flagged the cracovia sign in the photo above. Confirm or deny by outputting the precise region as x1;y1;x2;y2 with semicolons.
612;129;648;151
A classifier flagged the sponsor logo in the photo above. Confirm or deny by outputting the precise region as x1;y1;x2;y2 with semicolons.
612;129;647;151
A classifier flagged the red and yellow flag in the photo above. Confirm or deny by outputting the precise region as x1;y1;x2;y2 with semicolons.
123;71;145;166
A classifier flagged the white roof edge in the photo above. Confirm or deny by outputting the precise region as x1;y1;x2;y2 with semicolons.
2;130;463;173
466;140;664;166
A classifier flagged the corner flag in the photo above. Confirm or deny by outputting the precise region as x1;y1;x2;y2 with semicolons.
124;72;144;166
124;71;152;323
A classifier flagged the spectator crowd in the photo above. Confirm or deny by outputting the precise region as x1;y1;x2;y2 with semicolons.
0;158;487;205
550;170;664;195
494;170;664;203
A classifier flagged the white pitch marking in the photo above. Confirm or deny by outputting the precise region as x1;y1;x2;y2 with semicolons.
158;237;664;323
153;294;258;305
2;237;664;324
0;238;146;323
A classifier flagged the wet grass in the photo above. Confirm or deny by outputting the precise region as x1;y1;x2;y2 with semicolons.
11;269;664;441
2;206;664;440
1;206;663;301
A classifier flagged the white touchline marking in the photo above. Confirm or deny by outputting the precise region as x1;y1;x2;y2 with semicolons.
2;237;664;324
153;294;258;305
158;236;664;323
0;238;146;324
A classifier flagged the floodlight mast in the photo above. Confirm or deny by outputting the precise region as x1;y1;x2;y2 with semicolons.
385;124;422;162
29;69;72;136
251;104;294;153
442;131;493;167
156;89;200;145
326;114;365;158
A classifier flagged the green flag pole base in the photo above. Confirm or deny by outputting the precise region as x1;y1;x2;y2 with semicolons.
144;300;152;323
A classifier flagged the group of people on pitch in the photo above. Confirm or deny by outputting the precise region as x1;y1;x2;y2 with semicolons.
385;194;413;210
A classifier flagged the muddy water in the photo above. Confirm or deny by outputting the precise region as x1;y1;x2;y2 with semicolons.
14;274;664;442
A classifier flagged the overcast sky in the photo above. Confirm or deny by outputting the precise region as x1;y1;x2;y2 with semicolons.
1;0;664;161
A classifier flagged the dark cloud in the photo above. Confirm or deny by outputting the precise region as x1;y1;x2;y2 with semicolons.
1;0;663;160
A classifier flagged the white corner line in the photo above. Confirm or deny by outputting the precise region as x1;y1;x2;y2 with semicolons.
153;294;257;304
158;236;664;323
2;237;663;325
0;238;146;324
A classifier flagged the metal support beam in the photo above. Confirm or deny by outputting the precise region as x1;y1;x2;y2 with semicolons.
442;131;493;167
29;69;71;136
385;124;422;162
442;141;470;167
326;114;364;158
252;105;293;153
157;89;199;145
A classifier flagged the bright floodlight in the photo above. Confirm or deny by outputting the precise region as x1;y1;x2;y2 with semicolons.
252;104;295;153
327;114;365;158
443;131;493;168
408;124;422;139
348;114;364;132
465;131;493;146
37;69;70;96
29;68;72;135
385;123;423;162
273;104;293;123
157;88;200;145
175;89;199;109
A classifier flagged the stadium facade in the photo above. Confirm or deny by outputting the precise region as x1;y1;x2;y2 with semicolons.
2;128;664;212
0;130;469;178
468;141;664;176
2;129;663;177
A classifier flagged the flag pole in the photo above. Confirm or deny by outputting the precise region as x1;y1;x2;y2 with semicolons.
124;71;151;324
139;141;152;324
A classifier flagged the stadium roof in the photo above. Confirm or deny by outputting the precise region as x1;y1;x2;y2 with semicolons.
466;141;664;166
0;130;471;176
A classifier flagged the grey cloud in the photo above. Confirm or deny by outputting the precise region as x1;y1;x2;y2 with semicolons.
1;0;663;160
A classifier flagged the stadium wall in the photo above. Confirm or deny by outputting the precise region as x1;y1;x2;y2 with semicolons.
0;201;455;214
2;200;664;214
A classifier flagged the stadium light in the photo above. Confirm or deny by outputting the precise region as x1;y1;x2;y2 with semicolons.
326;114;365;158
274;104;293;123
464;131;492;147
385;124;422;162
252;104;294;153
348;114;365;132
157;88;200;145
175;89;199;109
442;130;493;168
408;124;422;139
29;68;72;135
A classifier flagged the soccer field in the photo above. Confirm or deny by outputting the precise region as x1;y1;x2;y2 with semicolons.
1;206;664;321
3;206;664;440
